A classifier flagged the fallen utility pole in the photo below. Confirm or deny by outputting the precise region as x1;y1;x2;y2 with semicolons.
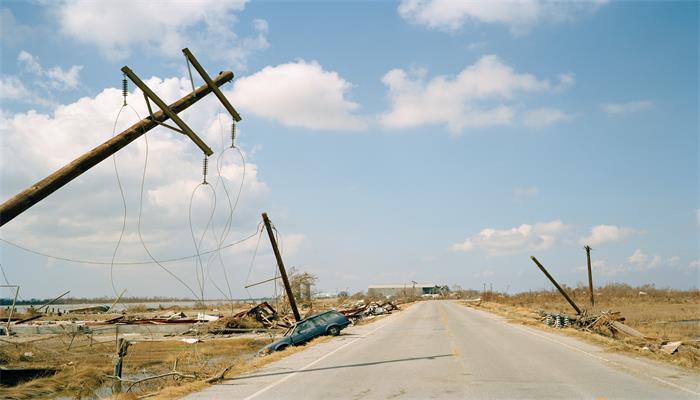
262;212;301;322
0;68;234;227
584;245;594;307
530;256;582;315
35;290;71;313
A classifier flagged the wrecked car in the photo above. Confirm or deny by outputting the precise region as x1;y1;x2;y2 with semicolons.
261;310;350;354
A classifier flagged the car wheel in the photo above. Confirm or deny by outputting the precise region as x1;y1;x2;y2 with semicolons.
276;344;288;352
327;326;340;336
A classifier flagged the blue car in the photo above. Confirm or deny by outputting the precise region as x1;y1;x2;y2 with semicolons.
261;310;351;353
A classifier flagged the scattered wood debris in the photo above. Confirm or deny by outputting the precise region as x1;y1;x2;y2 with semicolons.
538;310;700;359
338;300;400;322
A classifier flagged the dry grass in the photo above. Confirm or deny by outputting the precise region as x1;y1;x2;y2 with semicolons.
0;333;274;399
461;284;700;370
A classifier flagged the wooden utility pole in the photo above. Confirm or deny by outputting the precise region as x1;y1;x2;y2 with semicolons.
585;245;594;307
113;338;130;393
0;69;234;226
530;256;582;315
261;212;301;321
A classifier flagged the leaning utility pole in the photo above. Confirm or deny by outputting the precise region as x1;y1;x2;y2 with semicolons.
0;49;240;227
584;245;594;307
262;212;301;321
530;256;582;315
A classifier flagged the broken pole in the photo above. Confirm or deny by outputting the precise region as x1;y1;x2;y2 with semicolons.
262;212;301;322
0;71;234;227
530;256;582;315
585;245;594;307
113;338;130;394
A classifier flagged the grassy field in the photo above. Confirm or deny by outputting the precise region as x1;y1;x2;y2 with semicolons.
460;283;700;370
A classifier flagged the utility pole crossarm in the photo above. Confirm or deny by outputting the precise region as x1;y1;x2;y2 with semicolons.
0;71;233;227
182;48;242;122
121;66;213;156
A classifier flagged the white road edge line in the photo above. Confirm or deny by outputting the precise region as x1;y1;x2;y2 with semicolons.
480;308;700;398
242;311;403;400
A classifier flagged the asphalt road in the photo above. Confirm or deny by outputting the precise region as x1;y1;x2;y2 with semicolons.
186;301;700;399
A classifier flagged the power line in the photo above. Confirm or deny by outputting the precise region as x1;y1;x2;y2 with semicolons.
0;228;262;266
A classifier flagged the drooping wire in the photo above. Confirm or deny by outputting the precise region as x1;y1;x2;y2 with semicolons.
201;114;246;303
134;108;200;300
109;104;130;298
0;229;261;266
244;227;265;301
188;181;217;301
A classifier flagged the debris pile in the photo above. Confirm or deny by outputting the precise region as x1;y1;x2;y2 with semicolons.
210;302;293;334
338;300;400;322
538;310;700;358
100;311;219;325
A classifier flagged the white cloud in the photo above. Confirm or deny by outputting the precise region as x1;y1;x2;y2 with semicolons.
579;224;642;246
591;252;676;277
628;249;647;265
601;100;654;115
626;249;667;271
0;74;277;298
513;186;538;199
689;259;700;270
398;0;608;35
0;76;54;107
54;0;267;69
17;50;83;91
0;8;33;46
230;60;366;131
0;76;28;101
380;55;571;134
450;219;568;256
17;50;42;75
46;66;83;90
522;107;571;128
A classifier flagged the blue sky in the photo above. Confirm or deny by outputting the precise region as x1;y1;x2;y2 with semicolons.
0;0;697;299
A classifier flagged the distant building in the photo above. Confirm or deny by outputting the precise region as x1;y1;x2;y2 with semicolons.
367;283;448;298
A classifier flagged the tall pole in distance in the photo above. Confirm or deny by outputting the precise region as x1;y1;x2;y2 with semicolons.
262;212;301;322
585;245;594;307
